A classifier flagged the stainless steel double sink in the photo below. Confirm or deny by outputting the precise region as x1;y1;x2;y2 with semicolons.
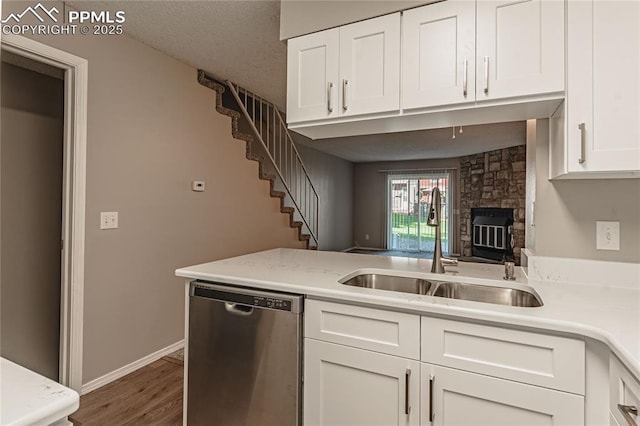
340;273;543;307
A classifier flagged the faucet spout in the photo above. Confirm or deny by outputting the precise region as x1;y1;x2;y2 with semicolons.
427;187;456;273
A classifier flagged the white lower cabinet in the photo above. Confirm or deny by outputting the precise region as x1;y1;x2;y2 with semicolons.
303;299;587;425
609;356;640;426
304;338;420;426
421;363;585;426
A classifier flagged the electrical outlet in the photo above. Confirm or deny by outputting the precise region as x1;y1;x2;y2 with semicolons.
596;221;620;251
100;212;118;230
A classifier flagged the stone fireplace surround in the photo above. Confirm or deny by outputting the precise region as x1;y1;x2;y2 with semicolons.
460;145;526;265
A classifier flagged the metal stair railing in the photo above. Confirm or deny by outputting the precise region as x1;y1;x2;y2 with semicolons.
226;81;319;248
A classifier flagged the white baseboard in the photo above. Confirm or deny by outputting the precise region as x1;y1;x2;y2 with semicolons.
81;339;184;395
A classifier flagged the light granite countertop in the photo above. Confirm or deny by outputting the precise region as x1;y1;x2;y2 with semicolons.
176;248;640;381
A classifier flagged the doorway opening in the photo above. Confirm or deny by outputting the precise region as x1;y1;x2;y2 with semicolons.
1;53;65;381
1;35;88;392
387;173;451;254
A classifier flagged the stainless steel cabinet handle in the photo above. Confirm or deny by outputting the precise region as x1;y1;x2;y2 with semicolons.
429;375;435;422
405;368;411;415
224;302;254;316
618;404;638;426
327;82;334;113
483;56;489;95
342;79;349;111
578;122;586;164
463;59;468;97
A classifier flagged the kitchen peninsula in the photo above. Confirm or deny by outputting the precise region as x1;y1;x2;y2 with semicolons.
177;249;640;425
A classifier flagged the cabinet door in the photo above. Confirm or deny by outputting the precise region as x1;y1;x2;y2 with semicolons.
304;339;419;426
421;364;585;426
402;0;475;109
339;13;400;117
566;0;640;173
287;28;339;123
610;356;640;426
476;0;564;101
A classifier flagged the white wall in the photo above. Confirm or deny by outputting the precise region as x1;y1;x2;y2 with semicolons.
533;120;640;263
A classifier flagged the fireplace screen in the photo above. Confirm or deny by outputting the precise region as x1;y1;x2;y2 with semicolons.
473;224;506;250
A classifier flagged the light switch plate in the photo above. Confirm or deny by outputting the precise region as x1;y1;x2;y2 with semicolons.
100;212;118;230
596;221;620;251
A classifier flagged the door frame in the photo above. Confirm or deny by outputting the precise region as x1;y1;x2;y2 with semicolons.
1;34;88;391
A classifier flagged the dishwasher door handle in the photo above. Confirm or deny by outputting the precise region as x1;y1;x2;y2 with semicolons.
225;302;254;316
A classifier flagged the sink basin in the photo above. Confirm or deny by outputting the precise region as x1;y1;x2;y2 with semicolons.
340;273;432;295
430;281;543;308
340;273;543;307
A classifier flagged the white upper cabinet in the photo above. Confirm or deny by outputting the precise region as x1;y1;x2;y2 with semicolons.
286;28;339;123
476;0;565;101
563;0;640;175
402;0;476;109
286;2;567;138
287;13;400;124
339;13;400;117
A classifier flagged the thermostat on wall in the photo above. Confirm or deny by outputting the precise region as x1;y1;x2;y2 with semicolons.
192;180;205;192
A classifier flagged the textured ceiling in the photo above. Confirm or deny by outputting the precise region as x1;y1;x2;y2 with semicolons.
293;121;527;163
70;0;287;108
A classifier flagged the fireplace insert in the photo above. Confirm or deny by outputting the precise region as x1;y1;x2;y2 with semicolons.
471;208;515;262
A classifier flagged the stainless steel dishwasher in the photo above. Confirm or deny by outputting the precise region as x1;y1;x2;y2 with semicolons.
187;280;303;426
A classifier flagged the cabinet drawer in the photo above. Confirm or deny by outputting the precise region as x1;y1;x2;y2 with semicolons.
421;316;585;394
610;356;640;426
305;299;420;359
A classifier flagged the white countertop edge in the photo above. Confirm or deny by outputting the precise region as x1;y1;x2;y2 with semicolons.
9;400;80;426
176;268;640;382
1;358;80;426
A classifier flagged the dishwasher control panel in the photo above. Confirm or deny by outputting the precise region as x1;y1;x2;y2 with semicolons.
192;283;298;312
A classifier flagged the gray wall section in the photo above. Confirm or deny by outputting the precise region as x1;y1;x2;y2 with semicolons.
353;158;460;249
295;142;354;251
533;120;640;263
1;62;64;380
3;0;307;384
280;0;434;40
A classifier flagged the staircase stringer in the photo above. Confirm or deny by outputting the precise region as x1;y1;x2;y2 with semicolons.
197;71;317;249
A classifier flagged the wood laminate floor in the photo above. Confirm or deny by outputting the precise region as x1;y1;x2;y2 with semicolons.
70;357;183;425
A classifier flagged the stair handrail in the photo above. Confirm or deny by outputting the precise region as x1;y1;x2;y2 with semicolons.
225;80;319;248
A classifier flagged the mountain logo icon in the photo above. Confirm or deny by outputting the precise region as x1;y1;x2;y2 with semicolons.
1;3;59;24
